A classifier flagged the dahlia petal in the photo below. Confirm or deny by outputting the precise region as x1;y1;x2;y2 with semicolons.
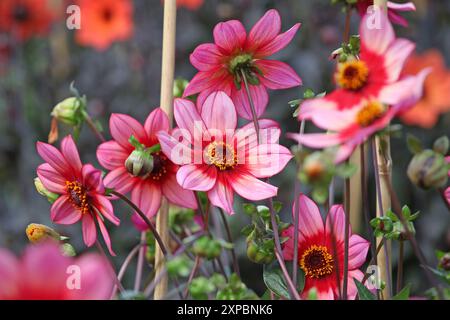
61;135;82;172
256;23;301;57
307;107;359;131
236;119;281;155
256;60;302;89
379;68;431;109
281;226;295;261
383;38;415;82
316;287;335;300
201;91;237;132
213;20;246;54
190;43;223;72
360;12;394;55
183;71;221;97
82;214;97;247
96;140;129;171
156;131;193;165
231;84;268;120
334;143;358;164
174;98;209;140
245;144;293;178
50;196;82;225
325;204;346;243
144;108;170;139
176;165;217;191
387;1;416;12
387;9;409;27
294;194;324;239
207;175;235;215
92;195;120;226
0;249;19;299
162;174;198;210
348;234;370;269
103;167;136;194
131;181;162;220
110;113;147;149
228;169;277;201
81;164;105;194
347;269;365;300
37;163;66;194
36;141;73;178
445;187;450;207
96;214;116;256
288;132;343;149
247;9;281;51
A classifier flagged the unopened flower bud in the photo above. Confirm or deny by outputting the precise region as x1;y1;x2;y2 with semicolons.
50;97;82;126
125;150;154;178
193;236;222;260
433;136;449;155
34;177;59;203
302;152;333;184
173;78;189;98
439;253;450;271
407;150;448;189
26;223;61;243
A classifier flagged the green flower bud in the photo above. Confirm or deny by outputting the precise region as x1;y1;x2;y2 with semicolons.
433;136;449;155
34;177;59;203
407;150;448;189
246;232;275;265
301;151;334;185
173;78;189;98
189;277;216;300
125;150;154;178
61;243;76;257
192;236;222;260
51;97;82;126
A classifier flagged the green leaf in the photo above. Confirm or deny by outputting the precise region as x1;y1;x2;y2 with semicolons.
243;203;256;215
392;284;411;300
354;279;376;300
433;135;449;155
303;88;315;99
406;134;423;154
272;201;283;213
312;187;328;204
263;263;290;299
241;224;254;236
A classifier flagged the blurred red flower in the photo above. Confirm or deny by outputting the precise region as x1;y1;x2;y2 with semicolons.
0;0;55;41
75;0;133;51
399;49;450;128
176;0;204;10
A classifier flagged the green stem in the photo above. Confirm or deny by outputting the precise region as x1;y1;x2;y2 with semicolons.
396;241;404;294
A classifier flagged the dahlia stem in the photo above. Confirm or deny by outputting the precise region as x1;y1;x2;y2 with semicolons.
95;240;124;295
154;0;177;300
292;120;305;287
396;241;404;294
342;175;351;299
343;5;352;43
371;136;393;299
184;256;201;299
110;190;169;257
240;69;260;139
110;243;142;299
219;208;240;277
384;177;445;299
134;231;147;292
83;112;106;143
362;240;384;285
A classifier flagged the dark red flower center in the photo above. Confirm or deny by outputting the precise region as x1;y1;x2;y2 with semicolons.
12;4;30;22
300;245;334;279
149;152;168;181
65;181;90;215
101;7;114;23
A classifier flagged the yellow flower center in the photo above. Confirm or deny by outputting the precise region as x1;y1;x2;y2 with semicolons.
335;60;369;90
65;181;89;215
300;245;334;279
356;100;386;127
205;141;237;171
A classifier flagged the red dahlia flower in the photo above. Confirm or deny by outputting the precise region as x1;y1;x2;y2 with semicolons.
36;136;119;255
282;194;370;300
183;9;302;120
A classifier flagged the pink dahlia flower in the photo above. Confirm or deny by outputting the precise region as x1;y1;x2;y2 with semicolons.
356;1;416;27
0;242;114;299
97;108;197;230
282;194;370;300
36;136;119;255
183;9;302;120
446;156;450;207
300;13;419;121
156;91;292;214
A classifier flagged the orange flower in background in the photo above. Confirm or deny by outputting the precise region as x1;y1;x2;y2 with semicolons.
0;0;55;41
399;49;450;128
176;0;204;10
75;0;133;51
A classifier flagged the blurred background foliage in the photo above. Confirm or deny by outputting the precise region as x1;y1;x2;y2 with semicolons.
0;0;449;296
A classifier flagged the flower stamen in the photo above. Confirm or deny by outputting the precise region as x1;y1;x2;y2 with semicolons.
149;152;168;181
206;141;237;171
335;60;369;90
356;100;386;127
300;245;334;279
65;181;89;215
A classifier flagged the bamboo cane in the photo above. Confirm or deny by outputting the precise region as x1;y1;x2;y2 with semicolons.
373;0;392;300
154;0;177;300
